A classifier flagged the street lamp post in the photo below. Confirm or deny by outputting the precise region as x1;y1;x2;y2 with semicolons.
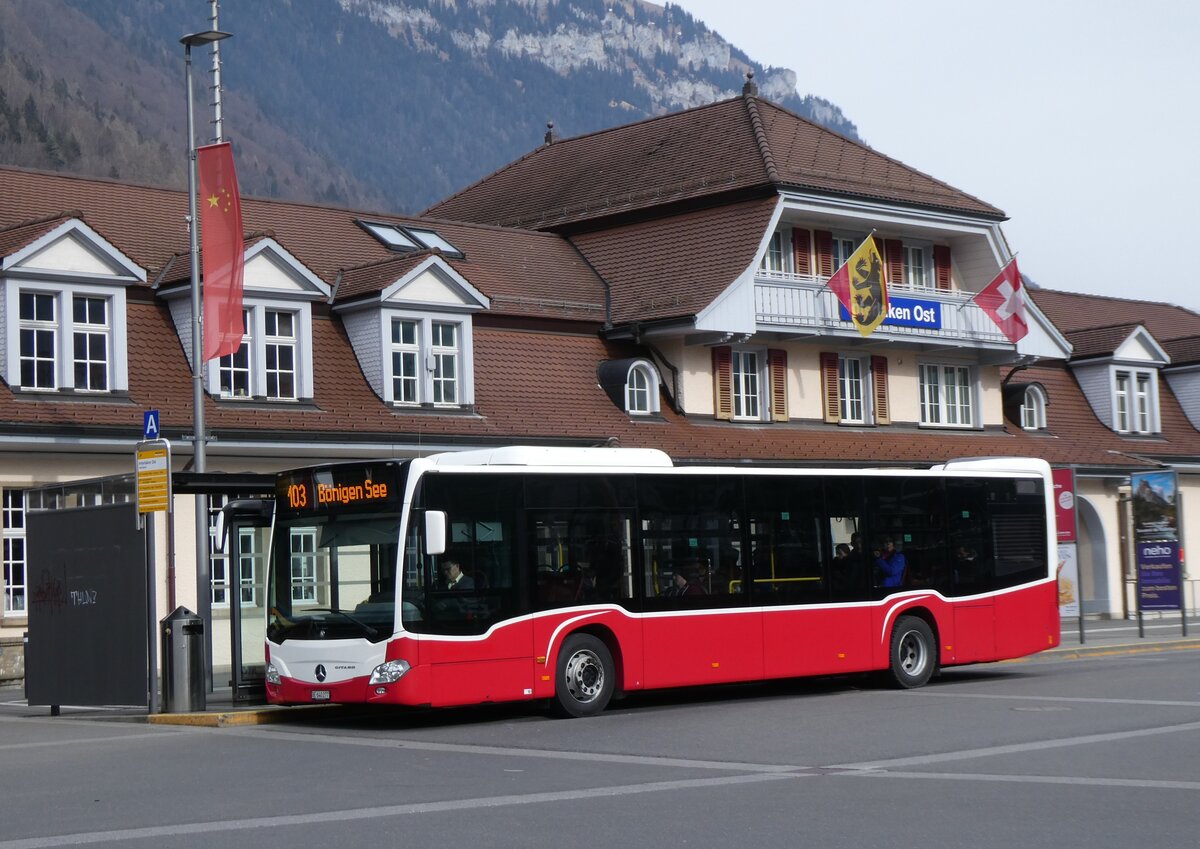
182;29;230;690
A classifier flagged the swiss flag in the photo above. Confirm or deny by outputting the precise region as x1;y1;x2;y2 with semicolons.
976;258;1028;343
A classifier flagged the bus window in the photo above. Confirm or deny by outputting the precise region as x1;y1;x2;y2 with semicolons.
988;478;1048;589
864;476;949;597
745;474;826;604
408;473;523;635
823;476;868;602
530;509;635;609
946;478;989;595
638;475;744;607
526;475;636;609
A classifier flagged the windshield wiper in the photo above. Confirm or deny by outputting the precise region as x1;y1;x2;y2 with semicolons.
307;608;379;638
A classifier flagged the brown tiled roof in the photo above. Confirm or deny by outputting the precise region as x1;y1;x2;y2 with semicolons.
426;94;1003;229
1163;336;1200;366
0;167;605;322
571;197;778;323
0;213;78;258
1064;324;1143;359
1032;289;1200;342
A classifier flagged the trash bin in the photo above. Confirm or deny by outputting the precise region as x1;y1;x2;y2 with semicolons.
161;606;206;712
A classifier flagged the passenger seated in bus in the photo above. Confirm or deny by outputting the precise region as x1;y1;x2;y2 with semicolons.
874;538;907;588
662;568;706;597
440;559;475;591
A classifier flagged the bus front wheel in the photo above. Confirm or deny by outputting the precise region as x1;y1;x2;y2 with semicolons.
553;633;614;718
889;615;936;689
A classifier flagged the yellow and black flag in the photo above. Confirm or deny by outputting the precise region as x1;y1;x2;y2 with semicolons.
828;235;888;337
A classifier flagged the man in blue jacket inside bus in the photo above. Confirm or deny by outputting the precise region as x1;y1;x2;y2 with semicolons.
874;538;907;588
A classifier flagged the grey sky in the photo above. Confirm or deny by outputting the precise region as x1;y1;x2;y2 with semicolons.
671;0;1200;310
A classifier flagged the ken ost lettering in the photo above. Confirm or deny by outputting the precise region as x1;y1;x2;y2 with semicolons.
839;296;942;329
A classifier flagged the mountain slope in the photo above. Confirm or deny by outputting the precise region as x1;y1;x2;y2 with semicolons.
0;0;857;214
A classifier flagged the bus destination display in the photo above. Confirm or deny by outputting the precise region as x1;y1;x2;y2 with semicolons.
277;463;404;518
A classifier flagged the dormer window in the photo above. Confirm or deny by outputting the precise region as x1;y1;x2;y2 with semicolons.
1114;369;1157;434
626;361;660;415
760;231;786;273
597;358;662;417
389;316;463;406
1020;385;1047;430
2;218;141;395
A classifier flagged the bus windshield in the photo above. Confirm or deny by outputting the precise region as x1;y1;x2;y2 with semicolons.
266;462;408;645
267;513;401;644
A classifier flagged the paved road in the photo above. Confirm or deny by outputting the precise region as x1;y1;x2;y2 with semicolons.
2;637;1198;849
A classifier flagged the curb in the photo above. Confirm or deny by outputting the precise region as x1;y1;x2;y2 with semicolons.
147;703;344;728
1008;639;1200;664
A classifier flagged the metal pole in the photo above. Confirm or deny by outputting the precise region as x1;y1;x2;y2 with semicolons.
184;41;213;690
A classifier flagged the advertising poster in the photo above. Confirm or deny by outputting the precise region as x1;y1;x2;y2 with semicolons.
1131;471;1182;612
1057;542;1079;617
1052;468;1076;543
1131;470;1178;543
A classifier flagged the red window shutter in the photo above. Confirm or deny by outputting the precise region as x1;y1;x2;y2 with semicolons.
820;351;840;424
768;348;788;423
884;239;904;287
933;245;952;291
712;346;733;421
815;230;834;278
791;229;812;277
871;355;891;425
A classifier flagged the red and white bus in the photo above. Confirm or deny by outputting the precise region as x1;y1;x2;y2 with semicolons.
261;447;1059;716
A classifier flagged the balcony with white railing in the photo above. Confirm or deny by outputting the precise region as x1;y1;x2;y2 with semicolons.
754;270;1011;346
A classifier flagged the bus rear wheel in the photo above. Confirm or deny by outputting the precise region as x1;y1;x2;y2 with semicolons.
553;633;614;718
889;615;936;689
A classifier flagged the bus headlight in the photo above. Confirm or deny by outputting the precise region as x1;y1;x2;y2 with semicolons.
265;663;281;686
369;659;411;685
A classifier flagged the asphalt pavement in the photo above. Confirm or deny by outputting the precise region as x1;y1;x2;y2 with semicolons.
2;614;1196;726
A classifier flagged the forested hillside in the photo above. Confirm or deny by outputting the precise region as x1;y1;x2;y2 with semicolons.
0;0;858;213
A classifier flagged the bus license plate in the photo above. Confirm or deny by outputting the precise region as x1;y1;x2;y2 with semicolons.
311;690;330;701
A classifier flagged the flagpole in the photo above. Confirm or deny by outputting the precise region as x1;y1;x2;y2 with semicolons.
957;253;1018;312
815;229;877;295
182;28;230;696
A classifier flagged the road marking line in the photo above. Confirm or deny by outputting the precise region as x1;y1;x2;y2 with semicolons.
0;773;804;849
227;726;806;773
914;691;1200;707
845;770;1200;792
830;719;1200;771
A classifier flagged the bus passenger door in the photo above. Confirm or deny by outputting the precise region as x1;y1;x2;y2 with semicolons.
413;475;535;707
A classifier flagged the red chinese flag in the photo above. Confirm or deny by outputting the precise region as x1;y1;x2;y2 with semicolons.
197;142;245;361
976;258;1029;342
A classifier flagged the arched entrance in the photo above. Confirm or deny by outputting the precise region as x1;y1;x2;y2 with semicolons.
1076;495;1113;616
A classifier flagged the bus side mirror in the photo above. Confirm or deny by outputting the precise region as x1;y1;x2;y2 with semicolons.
214;498;275;553
425;510;447;555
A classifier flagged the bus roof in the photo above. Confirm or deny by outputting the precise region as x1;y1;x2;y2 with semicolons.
423;446;674;468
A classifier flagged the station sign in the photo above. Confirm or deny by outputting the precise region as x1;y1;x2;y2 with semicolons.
136;439;172;514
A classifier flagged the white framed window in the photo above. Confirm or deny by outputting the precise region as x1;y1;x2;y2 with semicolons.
903;245;930;290
383;313;472;408
430;321;459;405
1021;385;1047;431
919;363;974;427
72;295;110;391
625;361;661;416
211;304;311;401
264;310;296;400
13;289;121;392
839;356;867;424
832;235;857;270
219;309;253;398
761;231;786;273
2;489;26;616
732;349;761;420
390;319;421;405
290;528;318;603
1114;369;1157;434
19;291;57;389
